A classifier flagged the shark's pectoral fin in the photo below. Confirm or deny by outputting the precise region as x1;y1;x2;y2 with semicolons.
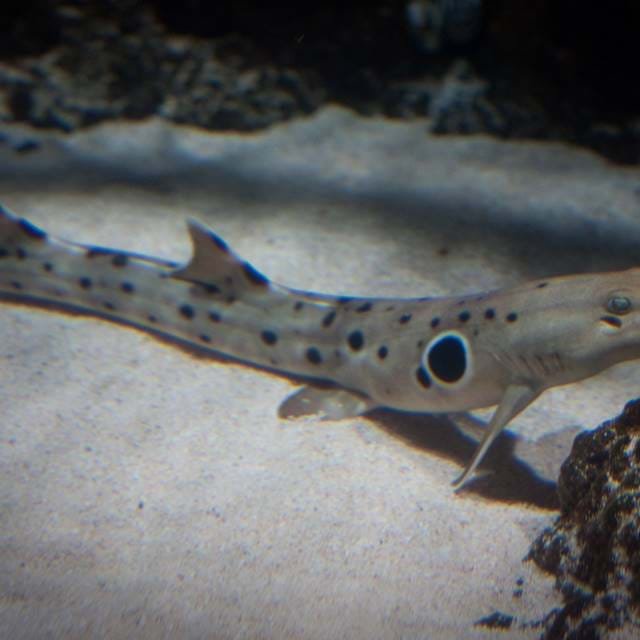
279;386;375;421
452;383;541;491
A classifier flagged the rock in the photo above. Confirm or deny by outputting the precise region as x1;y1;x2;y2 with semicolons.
528;400;640;638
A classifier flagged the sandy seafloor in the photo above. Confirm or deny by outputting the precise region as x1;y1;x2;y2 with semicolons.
1;107;640;638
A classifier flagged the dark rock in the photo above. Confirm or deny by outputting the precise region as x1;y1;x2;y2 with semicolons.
528;399;640;639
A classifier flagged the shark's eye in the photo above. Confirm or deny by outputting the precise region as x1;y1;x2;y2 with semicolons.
606;295;632;315
424;331;469;384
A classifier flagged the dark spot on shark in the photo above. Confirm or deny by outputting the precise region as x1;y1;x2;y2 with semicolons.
86;247;119;259
416;366;432;389
103;301;115;311
261;330;278;345
209;311;221;323
111;253;128;267
431;317;441;329
537;282;548;288
322;310;336;328
356;302;372;313
226;295;236;304
19;218;46;240
199;334;212;343
11;281;22;290
348;330;364;351
42;262;53;272
377;345;388;359
147;314;158;323
79;277;92;289
294;301;304;311
0;247;8;258
458;311;471;323
399;313;412;324
506;312;518;323
242;262;269;287
16;248;26;260
306;347;323;365
203;283;220;295
484;308;495;320
179;304;195;319
121;282;135;294
428;334;467;383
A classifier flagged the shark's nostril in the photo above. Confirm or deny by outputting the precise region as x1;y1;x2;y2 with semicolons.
600;315;623;329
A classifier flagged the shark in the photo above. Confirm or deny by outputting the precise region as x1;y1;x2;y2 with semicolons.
2;202;639;490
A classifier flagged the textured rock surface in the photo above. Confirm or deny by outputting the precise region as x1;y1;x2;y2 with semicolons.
2;1;640;162
528;400;640;639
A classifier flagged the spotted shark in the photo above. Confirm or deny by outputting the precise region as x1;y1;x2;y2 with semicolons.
1;203;639;490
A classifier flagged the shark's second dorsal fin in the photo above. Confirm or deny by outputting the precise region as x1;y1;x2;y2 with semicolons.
170;219;274;299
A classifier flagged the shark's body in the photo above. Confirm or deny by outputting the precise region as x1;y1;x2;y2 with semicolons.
2;203;640;489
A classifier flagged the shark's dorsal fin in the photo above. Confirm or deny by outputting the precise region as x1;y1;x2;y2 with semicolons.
170;219;273;298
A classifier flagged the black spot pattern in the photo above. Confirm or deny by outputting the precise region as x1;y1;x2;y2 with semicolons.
377;346;388;359
416;366;432;389
148;314;158;323
261;330;278;345
16;248;26;260
11;281;22;290
294;301;304;311
458;311;471;323
484;309;495;320
42;262;53;272
306;347;323;365
111;254;128;267
86;247;112;259
0;247;8;258
322;310;336;328
209;311;221;323
506;312;518;323
79;277;92;289
18;218;46;240
347;330;364;351
431;317;441;329
104;301;115;311
203;283;220;295
356;302;372;313
121;282;135;293
179;304;195;319
399;314;412;324
428;335;467;383
199;334;211;343
537;282;548;289
242;262;269;287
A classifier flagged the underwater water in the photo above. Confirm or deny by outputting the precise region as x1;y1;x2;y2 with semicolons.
2;3;640;637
